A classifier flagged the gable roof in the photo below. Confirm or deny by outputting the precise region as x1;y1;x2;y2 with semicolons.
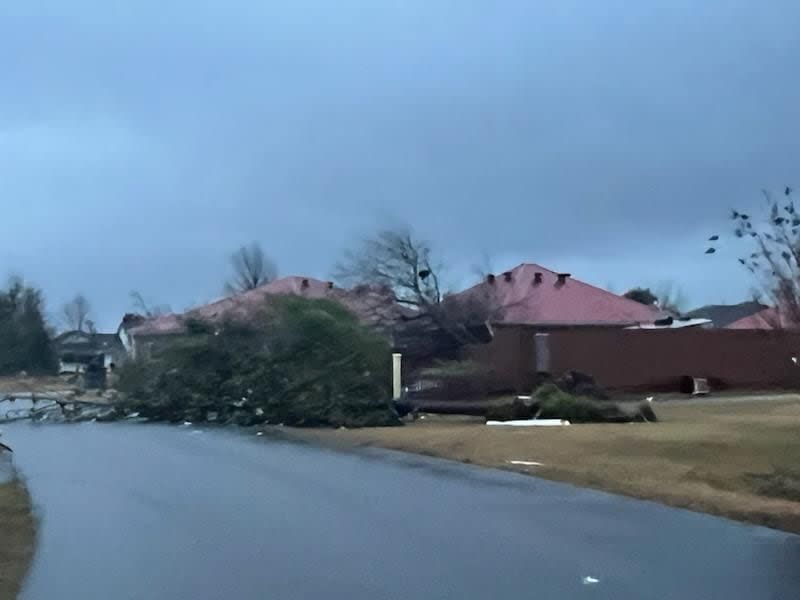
55;331;124;354
685;301;768;328
126;276;404;337
452;263;661;325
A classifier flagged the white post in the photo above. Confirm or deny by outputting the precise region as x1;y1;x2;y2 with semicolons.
392;353;403;400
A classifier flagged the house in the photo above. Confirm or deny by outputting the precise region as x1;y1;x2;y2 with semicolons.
118;276;405;358
684;301;768;328
726;307;789;329
450;263;662;328
54;330;127;374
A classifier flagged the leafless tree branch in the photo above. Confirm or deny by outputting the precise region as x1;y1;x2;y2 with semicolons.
729;185;800;327
61;294;91;332
226;242;278;294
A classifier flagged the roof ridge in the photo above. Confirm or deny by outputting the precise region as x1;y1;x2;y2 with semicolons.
511;263;659;314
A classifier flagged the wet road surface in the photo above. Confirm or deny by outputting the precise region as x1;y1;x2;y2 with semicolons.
4;422;800;599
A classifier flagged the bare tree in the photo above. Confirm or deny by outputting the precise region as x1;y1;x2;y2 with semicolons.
726;186;800;327
226;242;278;294
336;229;442;310
130;291;171;318
335;227;496;347
62;294;91;332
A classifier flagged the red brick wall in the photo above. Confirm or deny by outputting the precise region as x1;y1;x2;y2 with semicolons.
467;326;800;391
465;326;533;391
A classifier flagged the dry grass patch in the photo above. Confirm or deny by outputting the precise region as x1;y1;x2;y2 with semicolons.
0;481;35;600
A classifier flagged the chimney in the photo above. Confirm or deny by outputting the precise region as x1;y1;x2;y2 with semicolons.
486;274;495;284
503;271;512;282
301;278;309;289
533;272;543;285
556;273;571;286
327;281;334;289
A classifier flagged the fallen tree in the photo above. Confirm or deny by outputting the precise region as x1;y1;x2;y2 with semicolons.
116;296;400;428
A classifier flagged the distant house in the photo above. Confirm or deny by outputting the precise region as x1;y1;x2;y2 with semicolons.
450;263;662;328
725;307;791;329
684;301;769;328
54;330;126;374
118;276;405;358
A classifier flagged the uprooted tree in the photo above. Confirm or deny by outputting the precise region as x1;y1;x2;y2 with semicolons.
334;227;500;353
116;296;399;428
726;186;800;326
226;242;278;294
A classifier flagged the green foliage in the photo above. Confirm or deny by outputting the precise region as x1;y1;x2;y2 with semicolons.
534;384;638;423
117;296;399;427
624;287;658;306
0;278;57;375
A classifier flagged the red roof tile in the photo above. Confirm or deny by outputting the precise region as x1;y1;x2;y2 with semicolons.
726;307;784;329
127;276;403;336
453;263;661;325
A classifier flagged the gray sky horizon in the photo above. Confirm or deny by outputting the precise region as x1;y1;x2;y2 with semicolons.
2;1;798;330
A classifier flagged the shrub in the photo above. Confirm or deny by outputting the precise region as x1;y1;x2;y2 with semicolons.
534;384;637;423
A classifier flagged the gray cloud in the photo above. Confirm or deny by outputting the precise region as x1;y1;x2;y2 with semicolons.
1;1;798;328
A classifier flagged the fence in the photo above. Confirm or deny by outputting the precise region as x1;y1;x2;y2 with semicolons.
466;325;800;392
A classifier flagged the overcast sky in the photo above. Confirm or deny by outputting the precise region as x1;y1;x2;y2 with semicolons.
2;1;798;329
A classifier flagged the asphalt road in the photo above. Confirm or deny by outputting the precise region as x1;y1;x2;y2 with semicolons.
4;422;799;600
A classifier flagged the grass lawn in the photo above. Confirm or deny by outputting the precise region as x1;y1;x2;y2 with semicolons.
289;394;800;533
0;481;35;600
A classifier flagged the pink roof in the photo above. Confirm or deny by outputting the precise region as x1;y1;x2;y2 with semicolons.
726;307;787;329
127;276;404;336
453;263;661;325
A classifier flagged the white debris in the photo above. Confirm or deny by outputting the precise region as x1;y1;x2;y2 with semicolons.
182;421;192;426
508;460;543;466
644;396;654;403
126;412;141;419
487;419;570;427
256;431;264;436
582;576;599;585
254;407;264;416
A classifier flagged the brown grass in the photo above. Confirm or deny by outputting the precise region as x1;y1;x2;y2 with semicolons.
0;375;73;394
288;395;800;533
0;481;35;600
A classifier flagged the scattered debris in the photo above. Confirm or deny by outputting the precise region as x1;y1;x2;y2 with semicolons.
508;460;542;466
692;377;710;395
582;576;600;585
487;419;570;427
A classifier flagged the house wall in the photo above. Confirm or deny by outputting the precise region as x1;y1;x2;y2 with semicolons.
466;326;800;391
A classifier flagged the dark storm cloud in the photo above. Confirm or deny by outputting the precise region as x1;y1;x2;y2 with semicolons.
1;1;799;327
